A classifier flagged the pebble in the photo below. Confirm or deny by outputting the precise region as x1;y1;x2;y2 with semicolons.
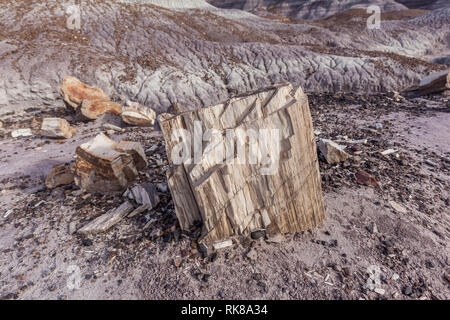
202;274;211;282
374;288;385;295
251;230;266;240
391;273;399;281
343;267;352;277
213;239;233;250
246;248;258;261
156;183;168;193
11;128;32;138
424;159;437;167
173;257;182;268
332;264;342;272
402;286;413;296
443;273;450;283
389;201;407;214
68;221;77;235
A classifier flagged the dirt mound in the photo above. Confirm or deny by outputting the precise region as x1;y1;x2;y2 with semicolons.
0;0;448;115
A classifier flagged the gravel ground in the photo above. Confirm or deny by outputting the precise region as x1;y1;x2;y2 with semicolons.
0;92;449;300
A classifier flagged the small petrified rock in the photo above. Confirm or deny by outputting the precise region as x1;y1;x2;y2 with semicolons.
355;170;379;188
40;118;77;139
389;201;407;214
81;99;122;120
78;201;134;235
11;128;32;138
317;139;349;164
45;163;74;189
60;76;109;109
121;101;156;126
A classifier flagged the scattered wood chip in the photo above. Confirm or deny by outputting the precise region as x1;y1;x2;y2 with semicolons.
389;201;407;214
355;170;379;188
78;201;134;235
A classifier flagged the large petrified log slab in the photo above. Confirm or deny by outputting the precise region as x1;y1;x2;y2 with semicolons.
160;83;325;244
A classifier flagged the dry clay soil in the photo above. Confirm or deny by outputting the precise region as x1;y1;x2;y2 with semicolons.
0;93;449;300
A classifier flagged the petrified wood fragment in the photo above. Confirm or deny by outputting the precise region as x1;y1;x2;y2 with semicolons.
160;83;325;244
405;69;450;97
121;101;157;126
45;163;74;189
40;118;77;139
73;133;147;192
80;99;122;120
60;76;109;109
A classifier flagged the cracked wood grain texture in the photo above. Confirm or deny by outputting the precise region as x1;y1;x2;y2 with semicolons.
160;83;325;244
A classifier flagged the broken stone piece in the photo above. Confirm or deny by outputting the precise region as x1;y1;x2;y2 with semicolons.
212;239;233;250
127;204;150;218
60;76;109;109
387;91;404;101
381;149;398;156
11;128;32;138
121;102;156;126
405;69;450;97
355;170;379;188
40;118;77;139
81;99;122;120
78;201;134;235
73;133;147;192
318;139;349;164
102;123;124;132
45;163;74;189
160;83;326;244
130;183;160;207
115;141;147;171
389;201;407;214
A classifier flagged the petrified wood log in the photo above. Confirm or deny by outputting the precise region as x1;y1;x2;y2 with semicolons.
160;83;325;244
60;76;109;109
73;133;147;192
121;101;157;126
45;163;74;189
80;99;122;120
405;69;450;97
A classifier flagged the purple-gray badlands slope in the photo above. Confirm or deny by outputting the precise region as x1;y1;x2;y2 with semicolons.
0;0;449;113
207;0;450;18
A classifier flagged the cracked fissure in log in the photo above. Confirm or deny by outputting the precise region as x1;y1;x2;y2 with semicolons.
160;83;325;244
